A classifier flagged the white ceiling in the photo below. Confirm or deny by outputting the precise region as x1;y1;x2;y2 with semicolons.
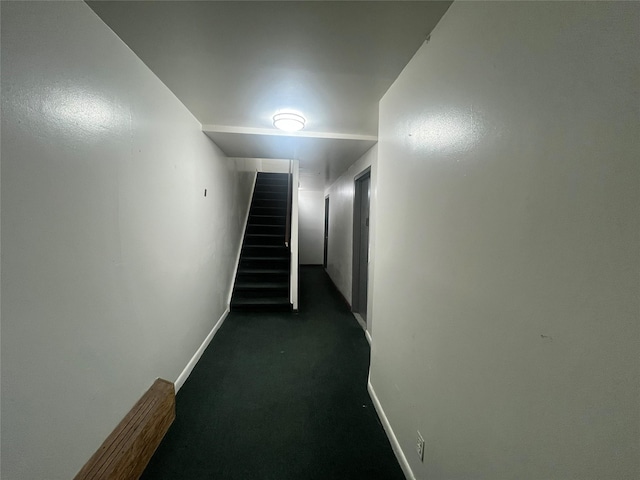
88;0;451;189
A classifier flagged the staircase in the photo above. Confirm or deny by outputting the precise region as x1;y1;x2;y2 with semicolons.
231;172;292;312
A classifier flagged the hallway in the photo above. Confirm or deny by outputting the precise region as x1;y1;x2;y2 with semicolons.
141;267;404;479
3;2;638;478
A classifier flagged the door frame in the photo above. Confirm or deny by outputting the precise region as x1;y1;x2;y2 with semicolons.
323;195;330;269
352;167;371;319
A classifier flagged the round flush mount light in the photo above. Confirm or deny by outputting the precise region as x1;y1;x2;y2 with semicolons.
273;112;306;132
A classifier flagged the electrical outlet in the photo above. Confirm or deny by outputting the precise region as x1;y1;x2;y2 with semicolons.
416;431;425;462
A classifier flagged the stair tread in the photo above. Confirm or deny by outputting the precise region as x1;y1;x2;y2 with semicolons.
241;256;289;261
236;281;289;289
238;268;288;274
231;297;290;305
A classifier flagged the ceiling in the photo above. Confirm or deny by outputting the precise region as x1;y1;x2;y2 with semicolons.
88;0;452;189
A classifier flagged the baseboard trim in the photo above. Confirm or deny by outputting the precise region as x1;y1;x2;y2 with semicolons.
325;269;352;309
352;312;370;342
368;380;415;480
175;308;229;392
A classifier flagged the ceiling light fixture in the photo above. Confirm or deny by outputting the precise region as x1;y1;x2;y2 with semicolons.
273;112;306;132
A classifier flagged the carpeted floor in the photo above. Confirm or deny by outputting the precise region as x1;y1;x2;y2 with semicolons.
141;266;404;480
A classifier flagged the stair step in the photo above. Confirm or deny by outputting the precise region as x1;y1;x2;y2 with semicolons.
246;233;284;238
231;296;291;310
245;234;285;246
242;245;288;256
249;215;286;225
237;277;287;286
254;190;286;195
246;224;286;235
239;268;288;274
256;183;288;189
253;196;284;202
240;256;289;261
235;281;289;290
238;267;289;278
251;207;287;216
254;190;287;195
231;297;290;306
239;260;289;271
256;174;287;178
251;199;287;207
256;178;289;186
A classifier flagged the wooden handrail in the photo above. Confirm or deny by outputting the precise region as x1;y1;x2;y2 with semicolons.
74;378;175;480
285;164;292;248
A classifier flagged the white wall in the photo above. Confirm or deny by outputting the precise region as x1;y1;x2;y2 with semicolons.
324;145;377;321
370;2;639;479
298;190;324;264
0;3;253;479
235;157;291;174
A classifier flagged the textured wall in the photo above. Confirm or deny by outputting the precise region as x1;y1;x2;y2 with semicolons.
1;3;253;478
371;2;639;479
324;145;377;330
298;190;325;265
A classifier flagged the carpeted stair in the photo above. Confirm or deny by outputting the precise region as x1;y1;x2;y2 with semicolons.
231;172;292;311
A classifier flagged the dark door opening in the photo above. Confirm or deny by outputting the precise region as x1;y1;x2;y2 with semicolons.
352;169;371;321
323;196;329;269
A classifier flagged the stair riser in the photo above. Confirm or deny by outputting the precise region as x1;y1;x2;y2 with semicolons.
237;274;289;284
255;181;289;189
242;246;288;257
232;290;289;299
230;304;291;313
254;184;288;191
254;189;287;195
257;173;288;178
246;225;285;235
251;199;287;209
240;258;289;269
254;193;286;199
249;215;286;225
251;207;287;217
244;236;285;246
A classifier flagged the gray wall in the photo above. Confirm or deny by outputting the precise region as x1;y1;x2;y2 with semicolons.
1;2;253;478
371;2;639;479
298;190;324;265
324;145;377;309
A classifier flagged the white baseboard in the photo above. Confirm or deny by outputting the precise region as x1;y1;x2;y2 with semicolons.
368;380;415;480
352;312;367;331
175;308;230;392
352;313;371;345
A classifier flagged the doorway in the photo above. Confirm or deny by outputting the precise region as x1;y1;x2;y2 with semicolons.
323;196;329;269
352;169;371;321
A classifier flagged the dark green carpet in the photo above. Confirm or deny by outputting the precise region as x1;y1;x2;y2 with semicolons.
141;266;405;480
